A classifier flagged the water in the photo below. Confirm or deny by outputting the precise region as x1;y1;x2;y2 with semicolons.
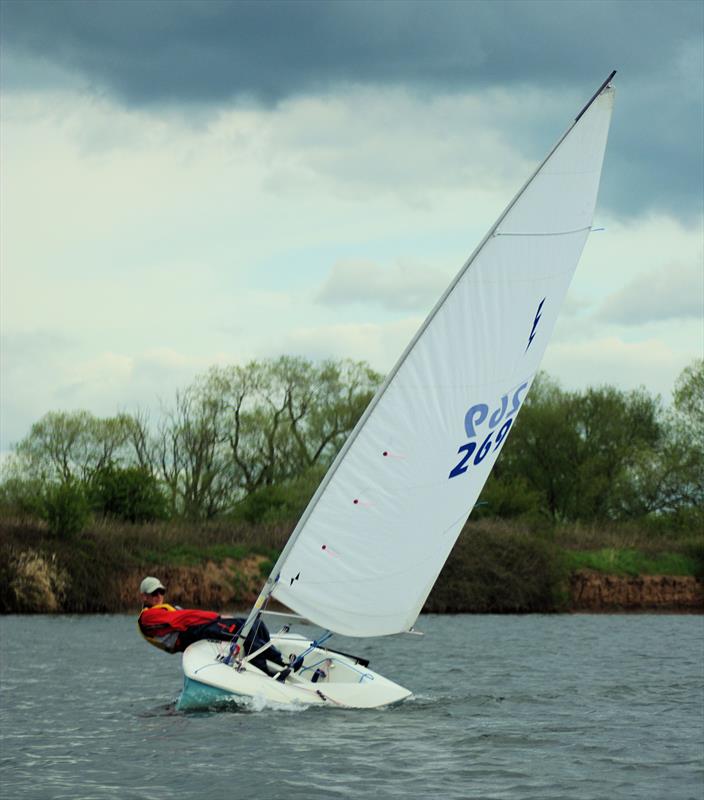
1;614;702;800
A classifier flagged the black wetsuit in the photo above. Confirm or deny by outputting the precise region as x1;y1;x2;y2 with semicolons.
178;617;287;675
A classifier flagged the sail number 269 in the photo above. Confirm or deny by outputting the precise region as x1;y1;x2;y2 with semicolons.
448;382;528;479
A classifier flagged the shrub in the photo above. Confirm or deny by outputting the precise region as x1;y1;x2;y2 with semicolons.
0;476;46;519
89;465;169;523
44;481;90;539
0;547;69;612
681;537;704;579
641;506;704;539
230;467;324;524
475;474;546;521
427;520;567;613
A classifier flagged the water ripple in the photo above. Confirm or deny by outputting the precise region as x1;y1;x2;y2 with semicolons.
1;614;702;800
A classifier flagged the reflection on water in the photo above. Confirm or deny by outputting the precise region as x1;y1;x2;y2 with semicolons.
1;614;702;799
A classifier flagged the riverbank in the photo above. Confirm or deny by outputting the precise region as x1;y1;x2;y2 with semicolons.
1;517;701;614
569;570;703;612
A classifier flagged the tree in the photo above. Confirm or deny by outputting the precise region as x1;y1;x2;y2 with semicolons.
490;374;667;522
230;465;326;524
153;384;232;519
0;470;47;519
123;410;157;472
44;480;90;539
6;359;700;526
625;360;704;516
214;359;293;495
172;356;382;518
283;358;381;473
14;410;135;484
671;359;704;507
89;464;168;523
673;359;704;451
493;373;582;520
571;385;661;519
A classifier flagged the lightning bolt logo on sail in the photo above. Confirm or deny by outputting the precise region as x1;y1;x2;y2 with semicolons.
526;297;546;351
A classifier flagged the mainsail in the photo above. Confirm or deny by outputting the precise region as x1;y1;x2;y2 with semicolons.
259;75;616;637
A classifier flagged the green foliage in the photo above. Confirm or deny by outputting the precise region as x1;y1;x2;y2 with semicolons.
563;548;700;577
493;372;694;522
258;557;276;578
43;481;90;540
151;356;380;519
673;358;704;450
681;538;704;579
426;521;568;613
1;512;700;614
494;373;582;521
666;359;704;508
0;474;47;518
14;410;136;484
89;464;168;523
230;466;325;524
640;505;704;539
140;543;250;567
4;358;701;531
229;483;293;523
0;516;294;613
476;474;546;521
572;384;661;518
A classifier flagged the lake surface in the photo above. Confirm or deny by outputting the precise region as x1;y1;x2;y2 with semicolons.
1;614;702;799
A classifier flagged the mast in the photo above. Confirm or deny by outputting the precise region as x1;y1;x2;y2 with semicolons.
237;70;617;642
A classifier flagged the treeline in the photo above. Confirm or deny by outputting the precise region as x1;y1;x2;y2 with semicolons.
0;357;381;532
477;361;703;530
1;356;702;538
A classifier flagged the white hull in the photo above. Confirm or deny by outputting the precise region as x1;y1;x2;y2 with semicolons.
177;634;411;710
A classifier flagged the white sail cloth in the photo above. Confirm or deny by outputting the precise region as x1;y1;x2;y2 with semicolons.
272;87;615;637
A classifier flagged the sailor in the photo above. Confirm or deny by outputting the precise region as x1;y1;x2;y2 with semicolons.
137;576;287;676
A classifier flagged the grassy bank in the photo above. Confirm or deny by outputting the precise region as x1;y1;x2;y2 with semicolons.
564;549;700;577
552;519;704;579
0;517;290;613
1;515;702;614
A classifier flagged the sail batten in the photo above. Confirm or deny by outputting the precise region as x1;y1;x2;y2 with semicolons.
258;77;615;638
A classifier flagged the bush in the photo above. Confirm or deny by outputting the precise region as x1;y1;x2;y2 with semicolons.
44;481;90;539
427;520;567;613
641;506;704;539
475;474;546;521
0;476;47;519
681;537;704;579
230;467;324;524
89;465;168;523
0;546;69;612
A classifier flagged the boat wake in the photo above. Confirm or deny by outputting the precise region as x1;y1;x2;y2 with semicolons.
177;691;314;714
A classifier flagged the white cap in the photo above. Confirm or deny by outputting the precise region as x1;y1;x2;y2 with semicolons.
139;576;166;594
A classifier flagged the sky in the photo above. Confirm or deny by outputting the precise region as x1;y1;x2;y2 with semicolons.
1;0;703;455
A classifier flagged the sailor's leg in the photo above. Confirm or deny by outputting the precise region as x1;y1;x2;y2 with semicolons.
209;616;287;671
179;619;240;648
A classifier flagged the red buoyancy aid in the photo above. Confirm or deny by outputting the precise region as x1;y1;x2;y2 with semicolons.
138;604;220;654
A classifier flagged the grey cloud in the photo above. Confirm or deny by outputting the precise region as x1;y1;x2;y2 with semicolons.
598;262;704;325
1;1;696;103
1;0;702;219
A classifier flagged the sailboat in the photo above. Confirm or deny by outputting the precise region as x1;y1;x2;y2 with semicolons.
177;72;616;710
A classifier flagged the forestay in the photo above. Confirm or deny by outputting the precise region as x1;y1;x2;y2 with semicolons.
269;83;615;637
